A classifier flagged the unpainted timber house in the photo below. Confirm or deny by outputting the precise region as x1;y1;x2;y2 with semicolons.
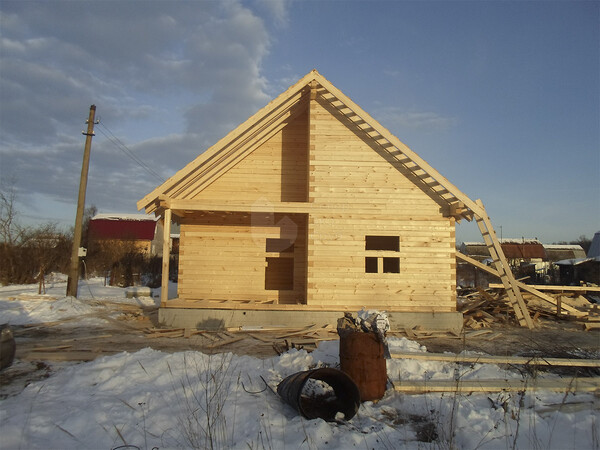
138;70;533;330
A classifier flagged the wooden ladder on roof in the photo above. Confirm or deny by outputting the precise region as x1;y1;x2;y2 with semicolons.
474;200;534;329
316;90;464;210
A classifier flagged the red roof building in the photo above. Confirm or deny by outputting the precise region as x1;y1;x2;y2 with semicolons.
88;214;160;254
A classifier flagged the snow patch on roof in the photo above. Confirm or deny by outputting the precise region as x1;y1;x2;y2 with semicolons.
498;238;542;244
544;245;584;250
92;213;158;222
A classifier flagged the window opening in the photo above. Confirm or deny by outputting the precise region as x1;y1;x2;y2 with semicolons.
383;257;400;273
365;257;378;273
266;238;294;253
365;236;399;251
265;257;294;290
365;235;400;274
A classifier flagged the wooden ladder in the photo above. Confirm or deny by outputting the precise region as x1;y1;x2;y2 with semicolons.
474;200;534;329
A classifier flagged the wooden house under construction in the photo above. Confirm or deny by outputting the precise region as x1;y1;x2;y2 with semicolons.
138;70;536;331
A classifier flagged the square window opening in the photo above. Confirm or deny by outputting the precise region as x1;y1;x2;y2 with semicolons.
365;257;378;273
383;257;400;273
365;236;399;251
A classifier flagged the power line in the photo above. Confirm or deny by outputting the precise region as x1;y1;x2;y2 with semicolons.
96;122;166;183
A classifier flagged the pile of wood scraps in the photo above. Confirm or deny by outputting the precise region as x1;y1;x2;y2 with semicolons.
396;326;461;340
459;286;599;330
143;324;339;353
459;288;513;329
21;335;116;362
268;324;337;354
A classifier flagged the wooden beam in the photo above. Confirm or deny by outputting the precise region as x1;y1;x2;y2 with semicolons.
175;99;308;200
391;351;600;368
456;252;500;277
393;377;600;394
488;283;600;293
161;208;172;306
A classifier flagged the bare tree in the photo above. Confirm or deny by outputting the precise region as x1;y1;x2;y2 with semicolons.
24;223;71;293
0;177;25;245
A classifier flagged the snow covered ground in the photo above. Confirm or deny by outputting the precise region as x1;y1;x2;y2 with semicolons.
1;278;598;449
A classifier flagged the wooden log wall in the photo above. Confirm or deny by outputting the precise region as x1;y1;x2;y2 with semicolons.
173;87;456;312
179;212;307;305
305;96;456;311
188;104;308;203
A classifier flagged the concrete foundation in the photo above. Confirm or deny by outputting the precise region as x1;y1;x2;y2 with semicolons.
158;308;464;334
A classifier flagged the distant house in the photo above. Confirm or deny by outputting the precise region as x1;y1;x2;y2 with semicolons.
459;239;546;267
459;238;547;284
554;232;600;285
544;245;586;262
88;214;162;255
458;242;491;263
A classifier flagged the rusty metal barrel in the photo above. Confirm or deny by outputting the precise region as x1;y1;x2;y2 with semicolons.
276;368;360;421
339;330;387;401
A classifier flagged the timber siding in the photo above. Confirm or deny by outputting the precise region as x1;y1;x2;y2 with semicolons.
306;96;455;310
139;70;472;314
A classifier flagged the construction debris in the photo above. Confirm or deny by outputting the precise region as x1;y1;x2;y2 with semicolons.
458;286;599;331
142;324;338;354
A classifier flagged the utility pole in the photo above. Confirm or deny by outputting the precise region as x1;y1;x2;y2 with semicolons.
66;105;97;297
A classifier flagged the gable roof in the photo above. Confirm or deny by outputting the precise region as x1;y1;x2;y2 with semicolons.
138;69;480;220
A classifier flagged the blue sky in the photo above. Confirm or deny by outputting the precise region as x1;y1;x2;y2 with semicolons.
1;0;598;244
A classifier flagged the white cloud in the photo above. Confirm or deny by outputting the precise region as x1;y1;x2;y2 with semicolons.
0;0;277;222
255;0;290;28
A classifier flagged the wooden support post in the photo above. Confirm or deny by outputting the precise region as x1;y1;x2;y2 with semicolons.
160;208;172;306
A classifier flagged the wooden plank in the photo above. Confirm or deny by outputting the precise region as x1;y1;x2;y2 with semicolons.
246;332;275;343
393;377;600;394
390;351;600;368
489;283;600;293
161;208;172;306
21;351;103;362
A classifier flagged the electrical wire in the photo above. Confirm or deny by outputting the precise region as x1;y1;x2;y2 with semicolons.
96;122;166;183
